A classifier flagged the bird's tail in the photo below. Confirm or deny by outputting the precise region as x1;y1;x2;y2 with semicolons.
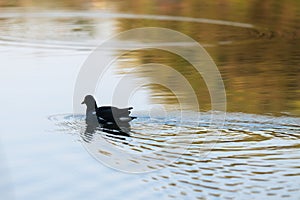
118;116;137;122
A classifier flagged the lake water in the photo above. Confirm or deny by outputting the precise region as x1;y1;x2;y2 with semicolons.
0;1;299;199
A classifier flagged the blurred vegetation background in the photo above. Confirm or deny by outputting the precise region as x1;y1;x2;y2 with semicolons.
0;0;299;115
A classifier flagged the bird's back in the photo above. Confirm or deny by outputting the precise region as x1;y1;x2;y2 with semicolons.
96;106;135;122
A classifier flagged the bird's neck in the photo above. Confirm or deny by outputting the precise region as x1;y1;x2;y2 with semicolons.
86;102;98;113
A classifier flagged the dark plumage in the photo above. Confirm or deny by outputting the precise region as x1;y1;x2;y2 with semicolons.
81;95;136;124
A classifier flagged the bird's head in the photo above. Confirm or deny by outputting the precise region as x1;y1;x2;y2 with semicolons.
81;95;96;107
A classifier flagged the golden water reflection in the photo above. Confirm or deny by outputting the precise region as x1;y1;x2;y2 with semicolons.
0;0;299;116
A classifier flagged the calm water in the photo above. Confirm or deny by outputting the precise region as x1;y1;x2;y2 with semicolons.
0;1;300;199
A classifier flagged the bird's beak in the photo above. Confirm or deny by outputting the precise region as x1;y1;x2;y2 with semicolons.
81;101;85;104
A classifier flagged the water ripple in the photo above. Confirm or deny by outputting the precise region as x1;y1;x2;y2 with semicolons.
49;112;300;199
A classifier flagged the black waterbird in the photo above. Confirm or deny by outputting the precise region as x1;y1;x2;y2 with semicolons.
81;95;136;138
